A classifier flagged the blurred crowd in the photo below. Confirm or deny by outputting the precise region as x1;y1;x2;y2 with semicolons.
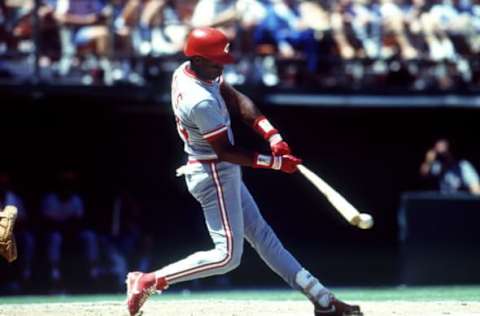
1;0;480;90
0;170;154;294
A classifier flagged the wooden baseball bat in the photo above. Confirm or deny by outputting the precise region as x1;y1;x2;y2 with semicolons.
297;164;373;229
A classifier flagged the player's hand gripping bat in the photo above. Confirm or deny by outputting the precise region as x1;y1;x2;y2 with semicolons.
297;164;373;229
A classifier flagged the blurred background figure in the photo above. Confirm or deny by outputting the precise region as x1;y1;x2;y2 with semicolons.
250;0;333;87
117;0;195;56
110;188;152;273
191;0;266;40
109;0;195;83
190;0;268;84
0;0;58;81
41;170;99;292
253;0;319;72
378;0;418;60
0;0;35;55
2;0;480;90
0;171;35;293
53;0;113;83
93;187;153;292
330;0;380;60
420;138;480;195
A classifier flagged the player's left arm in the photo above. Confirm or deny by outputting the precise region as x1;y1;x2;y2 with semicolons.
220;82;291;155
191;99;301;173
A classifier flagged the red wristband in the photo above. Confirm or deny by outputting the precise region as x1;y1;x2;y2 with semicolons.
253;116;280;142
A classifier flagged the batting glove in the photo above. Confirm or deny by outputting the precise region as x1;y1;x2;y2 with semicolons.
271;139;291;156
253;154;302;174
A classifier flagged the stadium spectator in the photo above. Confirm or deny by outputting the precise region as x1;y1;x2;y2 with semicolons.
420;139;480;195
96;188;153;291
53;0;113;82
253;0;320;73
350;0;382;59
148;0;194;56
41;170;100;292
330;0;382;59
191;0;267;38
403;0;436;59
378;0;418;60
2;0;480;90
0;0;34;54
297;0;331;35
110;189;151;271
330;0;356;59
0;0;59;76
119;0;194;56
190;0;266;85
424;0;459;61
190;0;267;84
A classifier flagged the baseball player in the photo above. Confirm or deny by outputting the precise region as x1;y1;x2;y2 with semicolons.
126;27;363;316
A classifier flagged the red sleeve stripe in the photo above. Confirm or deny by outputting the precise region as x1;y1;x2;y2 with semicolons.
203;125;228;140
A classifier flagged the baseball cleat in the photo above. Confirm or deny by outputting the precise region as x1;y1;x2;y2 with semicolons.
314;297;363;316
126;272;156;316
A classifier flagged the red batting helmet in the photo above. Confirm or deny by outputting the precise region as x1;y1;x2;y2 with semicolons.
184;27;234;65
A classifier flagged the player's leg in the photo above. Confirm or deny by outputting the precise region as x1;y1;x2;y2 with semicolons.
241;183;302;287
157;162;244;283
126;162;244;315
241;183;362;316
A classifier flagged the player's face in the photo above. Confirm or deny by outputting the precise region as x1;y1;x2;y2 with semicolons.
194;57;224;80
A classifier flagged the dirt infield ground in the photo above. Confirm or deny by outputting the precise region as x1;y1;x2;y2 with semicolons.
1;300;480;316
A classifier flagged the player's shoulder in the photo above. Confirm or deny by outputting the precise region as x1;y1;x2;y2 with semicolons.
174;63;218;111
183;95;218;117
173;62;219;91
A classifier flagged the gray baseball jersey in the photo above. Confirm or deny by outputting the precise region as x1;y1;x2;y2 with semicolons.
156;61;304;290
171;62;234;160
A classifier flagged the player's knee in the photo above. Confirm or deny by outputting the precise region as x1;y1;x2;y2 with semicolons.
219;255;241;274
216;246;242;274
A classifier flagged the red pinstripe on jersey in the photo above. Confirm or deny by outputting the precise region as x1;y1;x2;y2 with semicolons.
165;162;233;282
203;125;228;140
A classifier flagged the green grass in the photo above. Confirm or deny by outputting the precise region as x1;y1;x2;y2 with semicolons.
1;286;480;305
